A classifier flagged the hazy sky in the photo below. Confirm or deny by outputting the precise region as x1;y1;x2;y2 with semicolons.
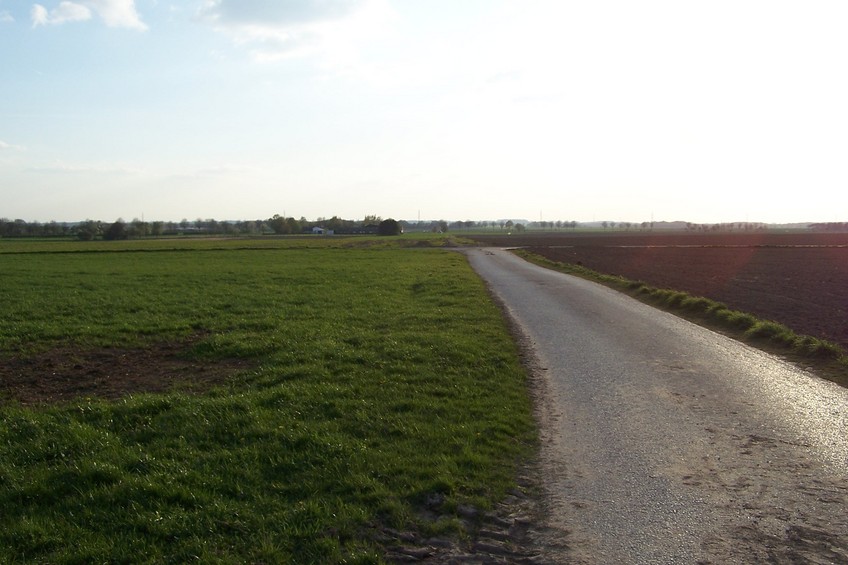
2;0;847;224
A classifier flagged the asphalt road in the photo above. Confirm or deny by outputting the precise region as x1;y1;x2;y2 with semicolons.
465;248;848;564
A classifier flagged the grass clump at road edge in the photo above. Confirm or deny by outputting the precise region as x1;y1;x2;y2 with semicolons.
0;246;535;563
512;249;848;386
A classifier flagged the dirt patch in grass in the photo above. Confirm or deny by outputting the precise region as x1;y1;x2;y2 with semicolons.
0;335;253;405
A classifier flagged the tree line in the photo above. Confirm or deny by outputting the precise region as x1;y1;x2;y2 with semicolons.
0;216;636;239
684;222;769;232
0;217;277;240
809;222;848;232
0;215;412;240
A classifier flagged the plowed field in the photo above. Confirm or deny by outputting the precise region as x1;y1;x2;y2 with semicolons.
470;231;848;351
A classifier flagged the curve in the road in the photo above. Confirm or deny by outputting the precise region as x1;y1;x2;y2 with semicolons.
465;248;848;564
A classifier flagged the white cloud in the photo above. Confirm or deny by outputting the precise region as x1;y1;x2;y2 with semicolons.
197;0;393;62
195;163;256;177
0;140;24;151
85;0;146;30
31;0;146;30
26;161;142;175
0;10;14;22
199;0;361;26
167;163;259;180
31;2;91;26
31;4;48;25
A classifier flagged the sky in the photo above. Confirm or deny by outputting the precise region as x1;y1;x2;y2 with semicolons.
2;0;847;224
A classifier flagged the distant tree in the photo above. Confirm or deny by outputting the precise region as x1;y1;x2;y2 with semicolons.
2;219;29;237
377;218;402;236
76;220;101;241
130;218;149;237
431;220;448;233
42;221;69;237
505;220;514;231
268;214;288;234
239;220;260;234
103;219;128;241
285;217;301;234
324;216;347;231
514;223;526;232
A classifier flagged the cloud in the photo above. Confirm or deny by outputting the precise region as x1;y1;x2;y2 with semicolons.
0;140;24;151
199;0;361;26
166;163;260;181
26;161;142;175
31;2;91;26
31;0;146;30
85;0;146;30
195;163;256;176
0;10;14;22
197;0;392;62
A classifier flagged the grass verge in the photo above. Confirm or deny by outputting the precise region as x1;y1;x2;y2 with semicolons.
0;244;534;563
512;249;848;387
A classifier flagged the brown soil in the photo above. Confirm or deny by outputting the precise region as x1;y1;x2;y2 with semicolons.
471;231;848;351
0;335;253;405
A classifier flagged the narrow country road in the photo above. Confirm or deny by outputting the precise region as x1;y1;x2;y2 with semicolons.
464;248;848;564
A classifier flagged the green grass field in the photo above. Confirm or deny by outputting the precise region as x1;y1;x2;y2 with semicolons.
0;238;534;563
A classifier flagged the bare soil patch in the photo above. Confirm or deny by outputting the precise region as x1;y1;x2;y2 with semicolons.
471;231;848;351
0;335;253;405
